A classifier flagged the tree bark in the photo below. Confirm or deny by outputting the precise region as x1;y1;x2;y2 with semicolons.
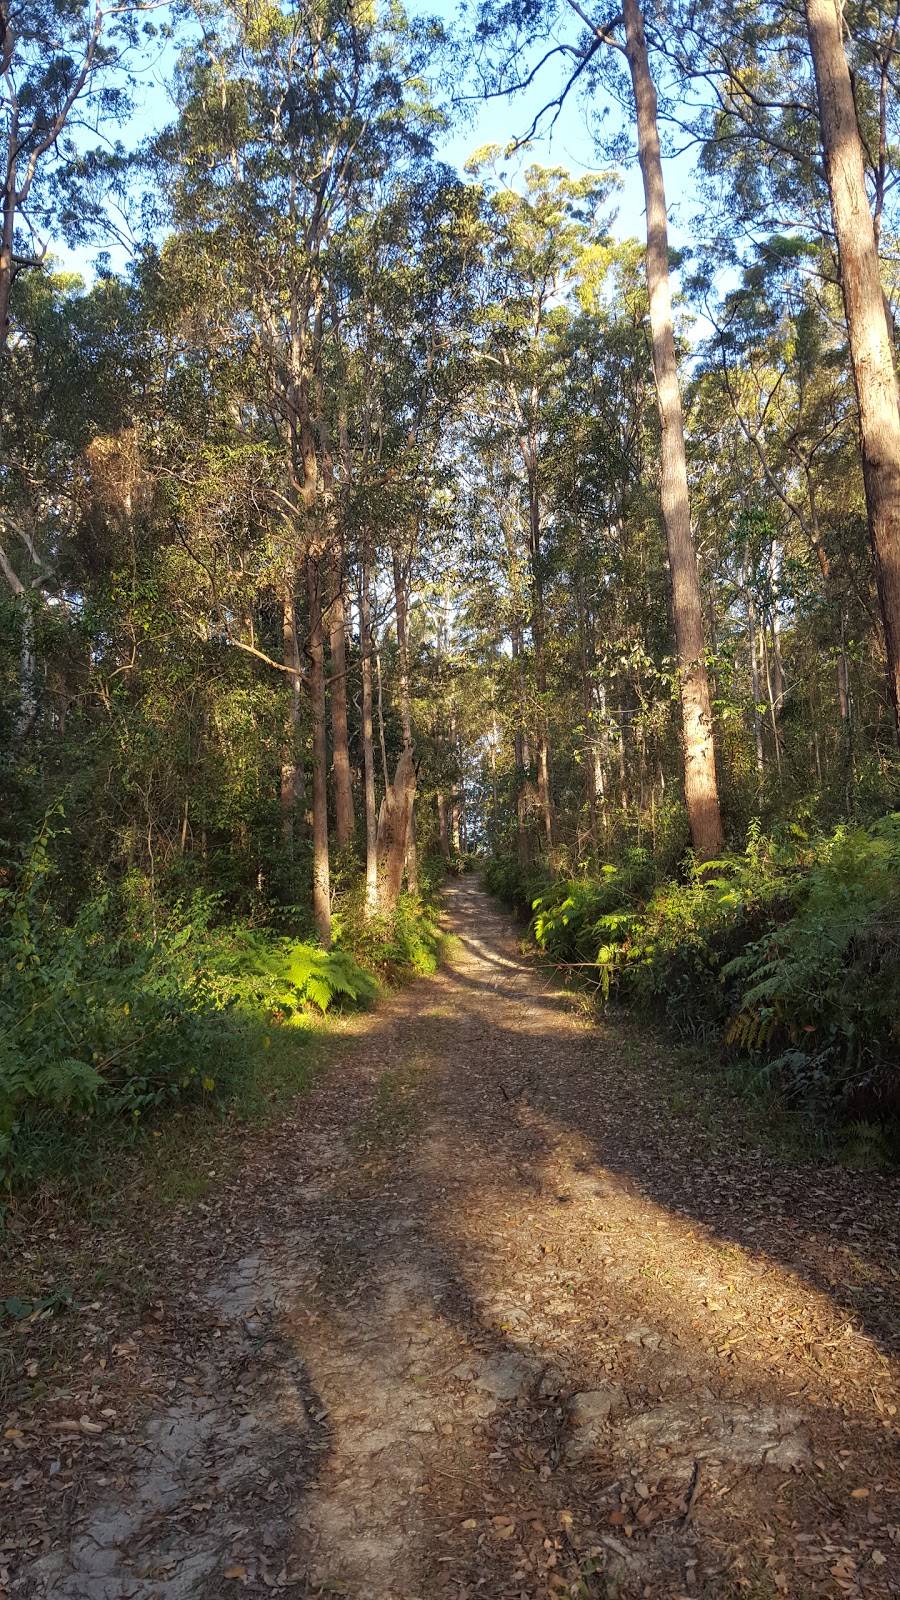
512;625;530;865
576;578;599;854
761;625;782;775
0;150;14;361
392;547;418;895
805;0;900;735
375;745;417;911
375;647;389;791
307;553;331;946
437;791;450;859
328;548;355;848
622;0;725;859
744;560;765;774
281;575;304;842
526;461;554;850
359;556;378;915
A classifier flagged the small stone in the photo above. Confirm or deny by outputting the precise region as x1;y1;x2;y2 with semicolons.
568;1388;624;1428
565;1387;626;1463
472;1354;541;1402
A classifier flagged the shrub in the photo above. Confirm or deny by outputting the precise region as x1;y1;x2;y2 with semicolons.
485;817;900;1123
333;885;444;981
724;817;900;1113
217;933;379;1016
0;813;380;1187
482;855;552;918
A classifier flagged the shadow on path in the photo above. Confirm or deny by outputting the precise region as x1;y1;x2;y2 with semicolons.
11;880;900;1600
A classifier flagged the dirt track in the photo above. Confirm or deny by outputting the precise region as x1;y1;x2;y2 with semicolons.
5;882;900;1599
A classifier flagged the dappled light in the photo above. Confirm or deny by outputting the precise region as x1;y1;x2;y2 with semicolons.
8;885;897;1598
5;0;900;1595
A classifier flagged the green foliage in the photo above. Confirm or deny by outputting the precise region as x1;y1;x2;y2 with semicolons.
217;934;378;1017
0;812;378;1188
0;877;246;1187
334;888;444;982
487;816;900;1126
723;817;900;1112
482;855;552;917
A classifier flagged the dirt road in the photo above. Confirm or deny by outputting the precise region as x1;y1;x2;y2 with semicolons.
6;882;900;1598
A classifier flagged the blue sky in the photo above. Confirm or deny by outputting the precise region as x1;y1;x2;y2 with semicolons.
61;0;699;281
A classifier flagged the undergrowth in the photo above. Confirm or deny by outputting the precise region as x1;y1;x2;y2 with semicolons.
0;809;443;1191
485;816;900;1147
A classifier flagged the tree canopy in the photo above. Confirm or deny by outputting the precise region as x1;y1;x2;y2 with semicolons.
4;0;900;1176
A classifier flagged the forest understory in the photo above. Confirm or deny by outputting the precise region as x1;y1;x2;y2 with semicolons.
7;0;900;1590
2;881;899;1600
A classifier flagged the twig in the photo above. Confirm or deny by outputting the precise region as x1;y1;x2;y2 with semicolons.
680;1459;703;1526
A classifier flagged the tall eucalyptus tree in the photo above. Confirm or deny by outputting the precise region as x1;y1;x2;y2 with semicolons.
152;0;442;940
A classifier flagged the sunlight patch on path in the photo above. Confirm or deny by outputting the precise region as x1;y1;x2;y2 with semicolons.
13;880;900;1600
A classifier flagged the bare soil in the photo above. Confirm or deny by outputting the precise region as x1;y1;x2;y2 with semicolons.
3;881;900;1599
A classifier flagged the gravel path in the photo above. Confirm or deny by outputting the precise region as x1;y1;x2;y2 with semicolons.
5;882;900;1599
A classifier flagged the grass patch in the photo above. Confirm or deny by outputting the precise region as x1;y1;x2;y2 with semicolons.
2;1012;337;1222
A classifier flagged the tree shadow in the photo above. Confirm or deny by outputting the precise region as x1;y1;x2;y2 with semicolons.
14;881;898;1599
264;896;899;1596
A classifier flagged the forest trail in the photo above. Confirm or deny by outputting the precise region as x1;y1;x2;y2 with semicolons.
6;883;900;1600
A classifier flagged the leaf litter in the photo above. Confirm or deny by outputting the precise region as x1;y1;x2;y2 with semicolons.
1;881;899;1598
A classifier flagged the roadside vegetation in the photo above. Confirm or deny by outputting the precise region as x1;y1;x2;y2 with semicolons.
486;818;900;1154
0;806;444;1192
5;0;900;1199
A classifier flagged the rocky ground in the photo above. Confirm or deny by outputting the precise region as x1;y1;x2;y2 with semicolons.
2;881;900;1599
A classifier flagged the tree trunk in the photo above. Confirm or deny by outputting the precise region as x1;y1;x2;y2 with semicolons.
578;599;599;855
490;710;500;849
281;576;304;842
769;551;785;714
375;646;389;792
392;548;418;895
512;625;530;865
838;606;852;736
805;0;900;735
745;564;765;774
450;703;463;853
375;746;417;912
307;553;331;946
328;547;355;849
622;0;725;859
0;123;15;361
359;557;378;915
761;626;782;775
437;791;450;859
527;463;554;850
594;680;609;846
405;805;418;893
